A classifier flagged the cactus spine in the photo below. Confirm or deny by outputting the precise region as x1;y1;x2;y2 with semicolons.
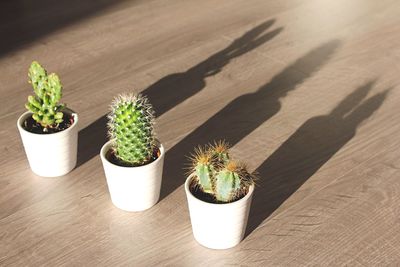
189;141;254;202
25;61;65;130
108;94;157;166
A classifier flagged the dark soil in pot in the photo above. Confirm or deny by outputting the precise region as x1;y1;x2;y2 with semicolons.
23;112;74;134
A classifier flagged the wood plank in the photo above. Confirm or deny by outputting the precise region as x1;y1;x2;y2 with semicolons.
1;0;400;265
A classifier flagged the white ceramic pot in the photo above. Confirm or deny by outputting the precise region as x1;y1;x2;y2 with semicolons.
185;176;254;249
100;140;165;212
17;109;78;177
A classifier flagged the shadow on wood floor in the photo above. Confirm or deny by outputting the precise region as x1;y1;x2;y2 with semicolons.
159;40;340;201
246;81;390;237
0;0;127;57
77;19;282;167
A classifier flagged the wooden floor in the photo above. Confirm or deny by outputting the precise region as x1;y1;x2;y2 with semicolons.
1;0;400;265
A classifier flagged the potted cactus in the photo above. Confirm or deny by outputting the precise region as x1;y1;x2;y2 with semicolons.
185;141;256;249
100;94;165;212
17;61;78;177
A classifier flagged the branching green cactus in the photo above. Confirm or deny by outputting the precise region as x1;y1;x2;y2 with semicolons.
108;94;157;166
25;61;65;130
189;141;255;202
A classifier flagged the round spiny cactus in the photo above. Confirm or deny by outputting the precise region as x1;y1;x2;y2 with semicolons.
108;93;156;166
188;141;255;203
25;61;65;130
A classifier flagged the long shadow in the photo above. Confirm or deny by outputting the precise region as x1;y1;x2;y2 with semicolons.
246;81;390;236
0;0;126;57
77;20;282;166
159;40;340;199
145;19;282;116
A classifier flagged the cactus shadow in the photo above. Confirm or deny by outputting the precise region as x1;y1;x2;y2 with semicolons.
144;19;282;116
245;81;390;237
0;0;126;57
159;40;341;201
77;19;282;167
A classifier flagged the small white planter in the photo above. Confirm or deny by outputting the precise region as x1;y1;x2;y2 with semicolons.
185;176;254;249
17;109;78;177
100;140;165;212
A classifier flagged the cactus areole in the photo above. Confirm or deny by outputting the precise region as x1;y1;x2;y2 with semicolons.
188;141;255;204
107;94;160;167
23;61;74;134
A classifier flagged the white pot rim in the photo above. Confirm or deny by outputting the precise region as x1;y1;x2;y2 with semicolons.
184;175;255;207
17;108;79;137
100;139;165;170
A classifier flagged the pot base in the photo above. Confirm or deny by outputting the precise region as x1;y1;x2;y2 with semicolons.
185;176;254;249
100;140;165;212
17;110;78;177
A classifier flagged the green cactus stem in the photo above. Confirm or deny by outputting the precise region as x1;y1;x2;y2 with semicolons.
25;61;65;131
215;161;246;202
108;94;157;166
190;146;215;194
188;141;255;203
210;140;230;167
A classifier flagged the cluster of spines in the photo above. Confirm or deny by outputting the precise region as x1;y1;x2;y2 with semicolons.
188;141;255;202
25;61;65;130
108;93;156;166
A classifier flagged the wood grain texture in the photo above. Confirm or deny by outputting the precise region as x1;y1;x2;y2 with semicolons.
1;0;400;266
